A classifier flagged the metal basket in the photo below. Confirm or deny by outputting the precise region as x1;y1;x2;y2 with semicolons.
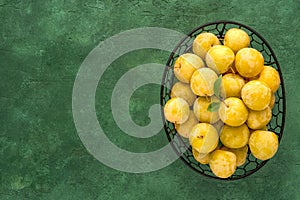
160;21;286;180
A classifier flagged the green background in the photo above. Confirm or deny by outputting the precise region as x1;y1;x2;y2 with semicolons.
1;0;299;199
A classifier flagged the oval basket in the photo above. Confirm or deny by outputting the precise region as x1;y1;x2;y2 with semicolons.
160;21;286;180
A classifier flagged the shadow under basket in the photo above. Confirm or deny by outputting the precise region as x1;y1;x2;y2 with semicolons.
160;21;286;180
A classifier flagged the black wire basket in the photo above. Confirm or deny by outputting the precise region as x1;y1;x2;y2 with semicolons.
160;21;286;180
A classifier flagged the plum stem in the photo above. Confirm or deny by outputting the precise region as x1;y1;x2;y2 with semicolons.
205;95;209;102
229;66;235;74
214;94;229;108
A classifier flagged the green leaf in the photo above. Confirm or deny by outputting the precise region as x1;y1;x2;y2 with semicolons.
207;102;221;112
214;75;222;98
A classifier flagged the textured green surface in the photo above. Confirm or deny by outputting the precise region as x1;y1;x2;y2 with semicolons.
1;0;300;199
